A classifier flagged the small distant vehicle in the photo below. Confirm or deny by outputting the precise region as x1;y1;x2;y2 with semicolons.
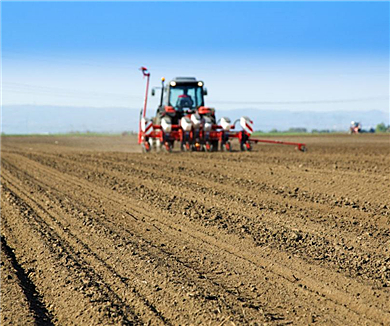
350;121;362;134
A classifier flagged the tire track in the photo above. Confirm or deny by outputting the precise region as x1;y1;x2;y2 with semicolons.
1;181;143;325
1;235;54;326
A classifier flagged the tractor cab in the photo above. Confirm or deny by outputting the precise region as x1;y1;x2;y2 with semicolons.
165;77;206;112
153;77;209;124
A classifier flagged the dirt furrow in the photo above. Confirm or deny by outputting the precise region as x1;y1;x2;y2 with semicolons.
1;143;388;324
7;150;389;290
1;234;53;326
1;157;266;324
2;152;294;324
1;180;143;325
2;134;389;325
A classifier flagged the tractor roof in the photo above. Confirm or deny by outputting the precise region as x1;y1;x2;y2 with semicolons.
172;77;198;83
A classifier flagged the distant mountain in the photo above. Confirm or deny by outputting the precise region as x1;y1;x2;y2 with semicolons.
1;105;141;135
1;105;388;134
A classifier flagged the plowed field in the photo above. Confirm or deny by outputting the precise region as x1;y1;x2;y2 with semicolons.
1;134;389;325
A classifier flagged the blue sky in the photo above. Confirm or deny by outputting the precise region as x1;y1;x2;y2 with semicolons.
2;1;389;114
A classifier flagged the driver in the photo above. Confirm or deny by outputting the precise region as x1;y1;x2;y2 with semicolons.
176;89;194;109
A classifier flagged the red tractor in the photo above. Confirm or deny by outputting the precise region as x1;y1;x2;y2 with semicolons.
138;67;306;152
349;121;362;134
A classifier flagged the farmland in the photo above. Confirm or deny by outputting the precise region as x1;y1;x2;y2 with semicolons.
1;134;389;325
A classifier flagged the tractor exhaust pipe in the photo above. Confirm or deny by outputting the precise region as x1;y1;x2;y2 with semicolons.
160;77;165;107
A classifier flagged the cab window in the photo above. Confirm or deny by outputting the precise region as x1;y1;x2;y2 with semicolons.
169;86;203;109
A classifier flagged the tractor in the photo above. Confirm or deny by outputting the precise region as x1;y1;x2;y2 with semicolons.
349;121;362;134
138;67;306;153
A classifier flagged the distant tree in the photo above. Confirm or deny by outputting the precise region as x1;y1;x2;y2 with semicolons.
269;129;279;133
287;127;307;133
376;122;389;133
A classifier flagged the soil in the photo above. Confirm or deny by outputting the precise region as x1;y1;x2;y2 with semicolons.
1;134;389;325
